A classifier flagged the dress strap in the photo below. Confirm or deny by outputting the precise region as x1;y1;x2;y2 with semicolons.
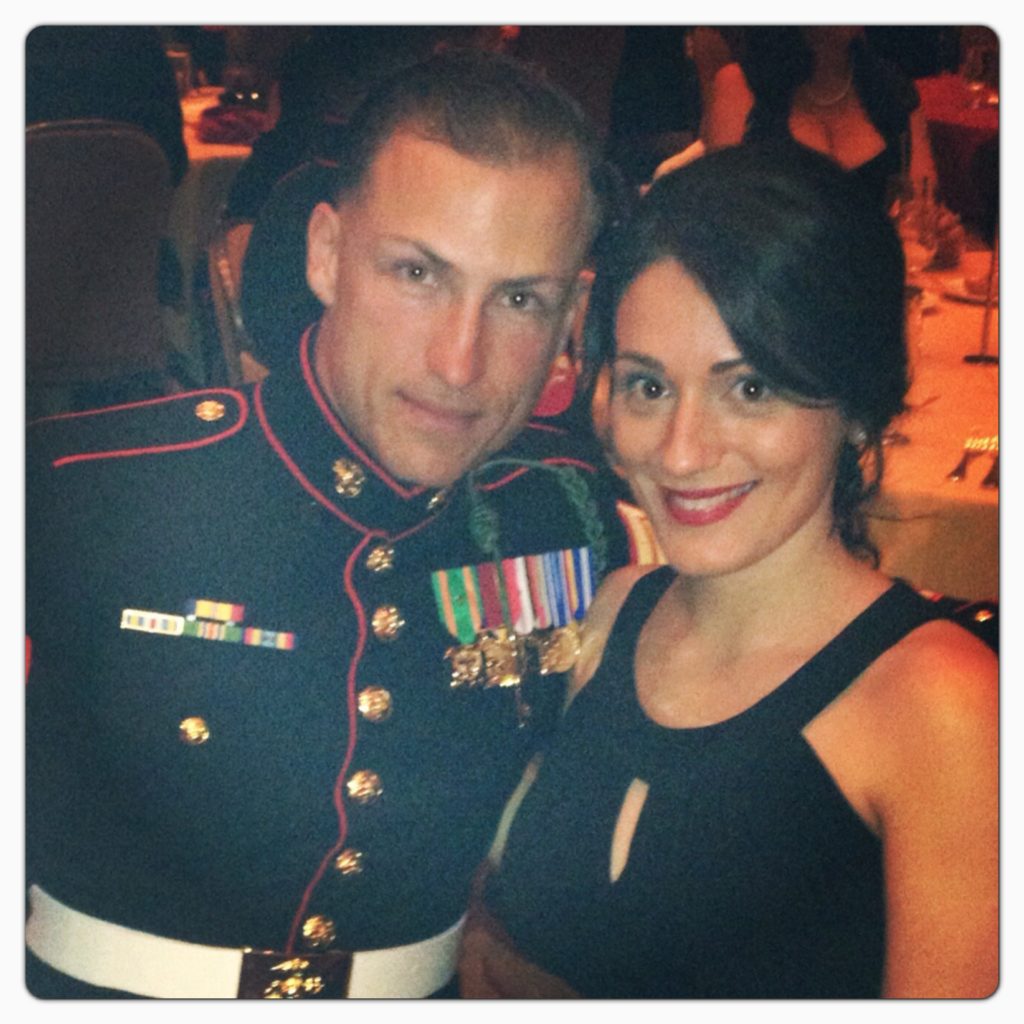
758;579;939;733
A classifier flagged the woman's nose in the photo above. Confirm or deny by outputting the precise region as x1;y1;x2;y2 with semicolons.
658;395;723;477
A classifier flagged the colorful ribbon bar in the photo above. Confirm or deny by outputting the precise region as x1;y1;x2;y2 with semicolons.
184;598;246;623
121;605;295;650
432;547;596;640
121;609;184;637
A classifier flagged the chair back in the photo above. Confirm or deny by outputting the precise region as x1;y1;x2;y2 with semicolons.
26;120;173;386
207;223;248;386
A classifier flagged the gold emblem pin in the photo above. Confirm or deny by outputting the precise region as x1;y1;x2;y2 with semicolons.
332;459;365;498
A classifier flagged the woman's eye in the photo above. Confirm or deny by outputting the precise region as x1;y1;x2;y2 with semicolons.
614;372;668;402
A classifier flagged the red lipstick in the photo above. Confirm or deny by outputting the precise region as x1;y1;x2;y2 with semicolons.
662;481;757;526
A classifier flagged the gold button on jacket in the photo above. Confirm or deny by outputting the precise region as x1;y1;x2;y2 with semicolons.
346;769;383;805
301;915;336;949
357;686;393;722
371;605;405;641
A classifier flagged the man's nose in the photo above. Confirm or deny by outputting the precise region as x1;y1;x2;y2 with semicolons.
426;300;487;389
659;394;723;477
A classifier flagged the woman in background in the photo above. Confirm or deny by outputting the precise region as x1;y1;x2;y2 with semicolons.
703;26;935;204
460;142;997;999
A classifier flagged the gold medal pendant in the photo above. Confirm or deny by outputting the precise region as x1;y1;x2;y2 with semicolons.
479;626;526;688
535;621;583;676
446;642;485;687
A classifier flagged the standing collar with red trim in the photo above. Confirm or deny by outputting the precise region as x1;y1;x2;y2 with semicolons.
254;325;601;542
253;326;445;540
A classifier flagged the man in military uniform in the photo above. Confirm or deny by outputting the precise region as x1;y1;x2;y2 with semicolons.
26;50;644;998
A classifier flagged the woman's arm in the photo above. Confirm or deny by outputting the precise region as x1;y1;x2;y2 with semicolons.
873;624;998;997
703;62;754;151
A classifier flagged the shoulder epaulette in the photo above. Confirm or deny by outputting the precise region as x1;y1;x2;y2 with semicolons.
27;388;249;471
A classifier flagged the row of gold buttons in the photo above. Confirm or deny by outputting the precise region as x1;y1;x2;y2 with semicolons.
330;538;404;885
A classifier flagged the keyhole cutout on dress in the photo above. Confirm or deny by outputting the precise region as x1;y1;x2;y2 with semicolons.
609;778;649;883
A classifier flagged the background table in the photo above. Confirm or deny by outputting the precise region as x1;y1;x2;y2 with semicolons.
869;259;999;601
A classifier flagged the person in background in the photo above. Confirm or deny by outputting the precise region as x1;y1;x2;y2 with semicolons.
460;141;997;999
606;26;700;188
26;50;643;999
701;26;935;206
654;26;964;264
26;25;188;186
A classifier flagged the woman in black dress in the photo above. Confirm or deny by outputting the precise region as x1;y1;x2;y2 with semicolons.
459;142;997;999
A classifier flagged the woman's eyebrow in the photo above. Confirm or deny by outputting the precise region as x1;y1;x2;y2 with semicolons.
612;352;665;371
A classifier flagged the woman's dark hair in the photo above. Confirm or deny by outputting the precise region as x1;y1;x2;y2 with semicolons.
584;140;908;562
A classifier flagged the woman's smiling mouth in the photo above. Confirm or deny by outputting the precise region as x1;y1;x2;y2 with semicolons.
661;481;758;526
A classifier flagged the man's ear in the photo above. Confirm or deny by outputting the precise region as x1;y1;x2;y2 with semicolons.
306;202;341;307
559;269;594;360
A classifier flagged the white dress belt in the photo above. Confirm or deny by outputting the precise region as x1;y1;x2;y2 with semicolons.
26;884;463;998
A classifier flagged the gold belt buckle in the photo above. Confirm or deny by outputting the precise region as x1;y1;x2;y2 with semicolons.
237;949;354;999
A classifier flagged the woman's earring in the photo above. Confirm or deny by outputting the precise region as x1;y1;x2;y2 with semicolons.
849;426;868;449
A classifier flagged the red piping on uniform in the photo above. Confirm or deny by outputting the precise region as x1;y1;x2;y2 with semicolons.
286;535;373;953
525;420;569;435
29;388;238;425
254;381;380;538
389;513;442;546
298;328;426;500
479;457;597;492
51;391;249;469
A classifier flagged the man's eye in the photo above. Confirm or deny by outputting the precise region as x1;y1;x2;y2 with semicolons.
394;261;432;284
733;375;773;402
504;290;545;313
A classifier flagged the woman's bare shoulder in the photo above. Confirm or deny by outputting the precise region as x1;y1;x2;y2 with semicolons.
854;617;997;781
869;617;996;717
567;565;664;703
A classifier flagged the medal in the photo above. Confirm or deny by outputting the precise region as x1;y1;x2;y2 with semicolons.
535;621;582;675
446;642;485;687
479;626;526;688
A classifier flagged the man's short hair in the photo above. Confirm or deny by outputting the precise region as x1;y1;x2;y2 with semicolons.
332;48;607;241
